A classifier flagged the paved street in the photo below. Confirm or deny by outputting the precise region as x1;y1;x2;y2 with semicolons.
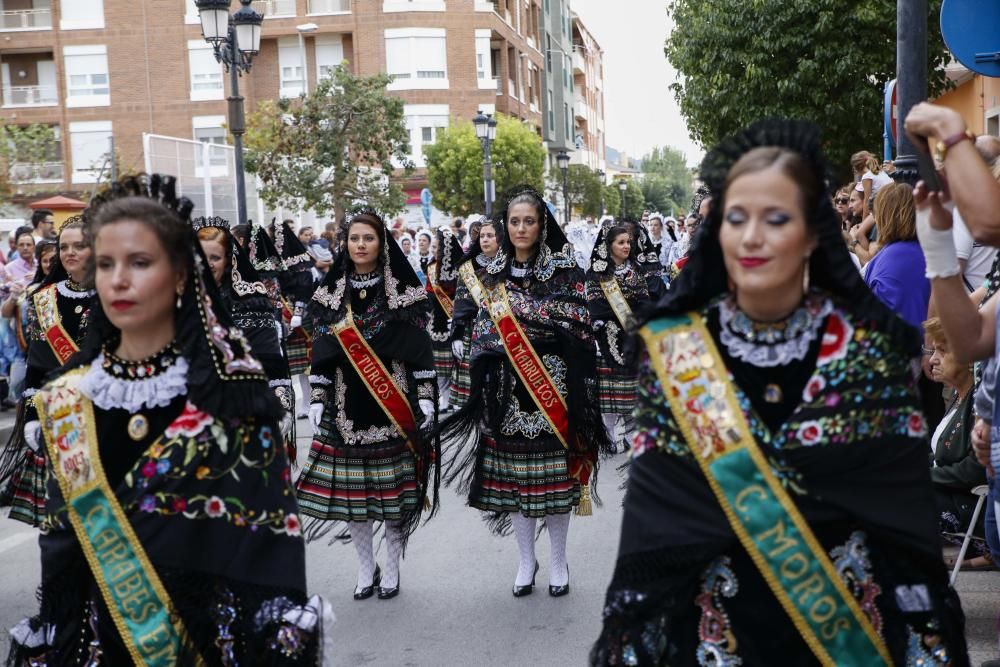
0;420;997;665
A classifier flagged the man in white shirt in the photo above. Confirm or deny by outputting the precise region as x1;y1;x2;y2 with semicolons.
953;207;998;293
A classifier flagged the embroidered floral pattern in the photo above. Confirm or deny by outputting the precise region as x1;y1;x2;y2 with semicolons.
830;531;883;634
333;369;398;446
166;403;214;439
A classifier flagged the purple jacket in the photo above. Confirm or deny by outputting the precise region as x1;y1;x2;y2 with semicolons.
864;240;930;330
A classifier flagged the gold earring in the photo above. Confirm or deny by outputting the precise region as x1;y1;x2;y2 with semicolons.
803;260;810;295
176;286;184;309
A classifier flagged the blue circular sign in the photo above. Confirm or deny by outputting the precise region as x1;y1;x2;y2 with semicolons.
420;188;432;206
941;0;1000;78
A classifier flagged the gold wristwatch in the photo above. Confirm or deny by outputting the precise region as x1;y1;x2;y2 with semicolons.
934;129;976;163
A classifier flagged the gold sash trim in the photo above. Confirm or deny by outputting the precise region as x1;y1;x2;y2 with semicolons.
33;284;79;364
458;261;487;308
429;264;455;318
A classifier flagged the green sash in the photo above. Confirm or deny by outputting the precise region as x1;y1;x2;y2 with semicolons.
39;370;197;666
640;314;892;667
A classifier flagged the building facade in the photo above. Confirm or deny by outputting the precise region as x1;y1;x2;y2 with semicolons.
0;0;549;221
569;10;604;172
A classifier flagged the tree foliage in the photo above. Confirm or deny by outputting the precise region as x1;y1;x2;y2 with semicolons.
664;0;950;176
640;145;693;214
244;64;413;218
425;114;545;217
0;122;57;202
548;163;605;218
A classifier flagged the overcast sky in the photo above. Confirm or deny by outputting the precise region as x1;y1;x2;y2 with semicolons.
571;0;703;167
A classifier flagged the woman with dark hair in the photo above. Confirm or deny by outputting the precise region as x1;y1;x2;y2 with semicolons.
296;207;438;602
426;227;463;411
449;218;502;411
591;120;968;666
0;218;93;527
196;218;296;460
7;175;331;665
443;187;609;598
586;222;665;451
272;219;316;419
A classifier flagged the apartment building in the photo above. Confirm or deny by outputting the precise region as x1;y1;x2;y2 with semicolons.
570;10;604;172
539;0;572;167
0;0;547;211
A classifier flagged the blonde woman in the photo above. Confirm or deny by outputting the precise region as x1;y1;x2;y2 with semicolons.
851;150;893;220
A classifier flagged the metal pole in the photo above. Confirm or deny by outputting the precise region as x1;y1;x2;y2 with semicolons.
619;188;625;219
561;166;569;224
227;26;249;226
894;0;927;178
482;139;492;217
298;31;309;95
109;134;117;182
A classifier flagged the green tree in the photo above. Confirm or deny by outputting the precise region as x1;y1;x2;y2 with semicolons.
664;0;950;176
244;64;413;219
641;145;693;211
0;122;57;202
425;114;545;216
548;163;605;218
604;179;644;220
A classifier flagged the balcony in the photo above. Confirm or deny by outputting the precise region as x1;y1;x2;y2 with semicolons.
309;0;350;13
0;6;52;31
10;161;63;184
2;84;57;107
572;50;585;76
250;0;296;17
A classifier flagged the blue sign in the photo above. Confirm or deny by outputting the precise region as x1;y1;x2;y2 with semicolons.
883;79;897;160
421;204;432;225
420;188;432;206
941;0;1000;78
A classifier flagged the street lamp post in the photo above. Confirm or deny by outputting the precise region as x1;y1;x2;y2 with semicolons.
597;169;605;217
556;150;570;224
195;0;263;226
893;0;928;181
474;111;497;217
618;179;627;219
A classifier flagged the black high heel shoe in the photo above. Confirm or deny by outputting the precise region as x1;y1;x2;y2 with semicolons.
377;573;400;600
354;564;381;600
549;564;569;597
512;561;540;597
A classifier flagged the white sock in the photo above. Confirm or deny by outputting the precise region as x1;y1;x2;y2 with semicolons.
382;520;405;589
437;375;451;410
511;513;537;586
295;374;310;417
547;513;570;587
349;520;376;589
602;414;619;447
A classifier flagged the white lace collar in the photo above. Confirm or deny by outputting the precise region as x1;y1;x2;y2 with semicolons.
79;352;189;412
717;295;832;367
56;280;94;299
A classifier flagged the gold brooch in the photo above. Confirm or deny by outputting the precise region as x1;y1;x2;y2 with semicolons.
128;414;149;441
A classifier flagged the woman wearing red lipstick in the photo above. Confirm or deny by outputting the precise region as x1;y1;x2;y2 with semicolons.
297;207;438;602
442;187;610;598
586;222;665;451
8;175;331;665
1;218;92;528
593;121;967;666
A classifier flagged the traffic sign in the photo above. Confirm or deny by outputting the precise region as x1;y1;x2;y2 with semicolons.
884;79;898;150
941;0;1000;78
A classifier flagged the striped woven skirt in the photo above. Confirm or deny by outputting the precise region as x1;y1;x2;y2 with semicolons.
286;329;311;376
598;365;637;415
470;434;579;518
433;340;453;378
449;331;473;410
295;427;419;523
7;451;47;527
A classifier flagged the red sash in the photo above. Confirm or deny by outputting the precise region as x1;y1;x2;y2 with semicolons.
483;283;591;486
332;305;419;449
428;264;454;318
33;284;79;364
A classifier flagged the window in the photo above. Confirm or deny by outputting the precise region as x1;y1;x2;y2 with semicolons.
315;34;345;82
564;103;570;140
63;45;109;107
188;41;223;101
193;116;228;171
547;89;554;138
385;28;448;91
383;0;445;11
475;29;494;90
545;34;551;72
278;36;305;98
402;104;447;168
69;120;111;183
61;0;104;30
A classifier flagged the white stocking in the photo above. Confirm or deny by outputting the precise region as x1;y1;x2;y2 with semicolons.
511;513;537;586
349;520;376;589
294;374;310;417
602;413;619;449
547;513;570;587
437;374;451;410
382;520;405;588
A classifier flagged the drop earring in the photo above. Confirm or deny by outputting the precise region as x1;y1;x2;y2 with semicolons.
802;260;810;295
176;286;184;310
